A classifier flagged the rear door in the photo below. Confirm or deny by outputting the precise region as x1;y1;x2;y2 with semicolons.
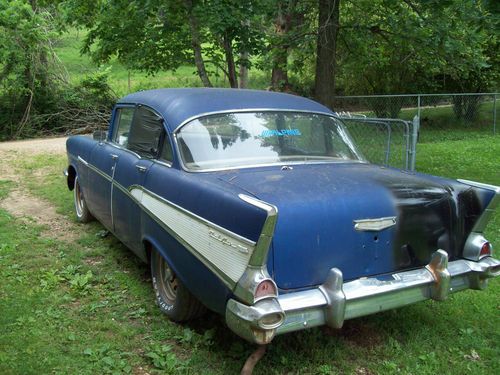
111;106;165;256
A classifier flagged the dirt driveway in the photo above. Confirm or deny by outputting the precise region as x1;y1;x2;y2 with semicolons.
0;136;68;154
0;136;79;241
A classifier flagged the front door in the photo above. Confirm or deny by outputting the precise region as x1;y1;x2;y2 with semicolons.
86;107;134;230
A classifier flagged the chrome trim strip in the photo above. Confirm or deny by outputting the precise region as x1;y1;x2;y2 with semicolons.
127;185;257;288
83;159;112;182
76;158;257;288
238;194;278;266
173;156;367;174
109;160;118;230
153;159;172;168
353;216;397;231
457;179;500;233
233;194;279;305
77;155;89;166
172;108;335;133
129;185;256;247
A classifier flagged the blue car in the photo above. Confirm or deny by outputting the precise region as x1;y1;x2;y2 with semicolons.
65;88;499;344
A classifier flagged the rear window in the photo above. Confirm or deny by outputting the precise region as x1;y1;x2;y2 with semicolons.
176;111;363;171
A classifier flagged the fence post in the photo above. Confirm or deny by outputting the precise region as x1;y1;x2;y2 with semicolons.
417;95;421;121
494;94;497;135
410;115;420;171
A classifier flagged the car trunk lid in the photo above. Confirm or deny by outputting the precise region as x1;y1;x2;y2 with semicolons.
217;163;482;290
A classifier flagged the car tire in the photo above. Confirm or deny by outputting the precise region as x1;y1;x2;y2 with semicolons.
151;249;206;322
74;176;93;223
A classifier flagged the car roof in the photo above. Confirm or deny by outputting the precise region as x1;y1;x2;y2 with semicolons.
117;88;335;131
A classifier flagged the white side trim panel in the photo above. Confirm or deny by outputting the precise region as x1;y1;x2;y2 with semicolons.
132;188;255;283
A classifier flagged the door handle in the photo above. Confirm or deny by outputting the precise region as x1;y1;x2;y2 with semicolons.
136;165;147;173
110;154;119;160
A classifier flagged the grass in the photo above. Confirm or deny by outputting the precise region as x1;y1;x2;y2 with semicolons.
0;136;499;374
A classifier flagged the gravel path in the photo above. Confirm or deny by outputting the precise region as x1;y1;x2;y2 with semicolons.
0;136;68;154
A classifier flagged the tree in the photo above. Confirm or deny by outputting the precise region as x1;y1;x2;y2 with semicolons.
61;0;267;88
0;0;60;136
314;0;340;108
200;0;267;88
62;0;193;76
336;0;498;96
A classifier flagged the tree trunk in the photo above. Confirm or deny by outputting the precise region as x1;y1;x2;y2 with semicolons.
223;33;238;88
314;0;340;109
239;52;249;88
185;0;212;87
271;4;290;91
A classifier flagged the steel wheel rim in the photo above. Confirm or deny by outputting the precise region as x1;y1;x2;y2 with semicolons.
158;256;178;304
74;179;84;217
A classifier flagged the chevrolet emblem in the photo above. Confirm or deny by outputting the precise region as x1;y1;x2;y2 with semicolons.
354;216;397;231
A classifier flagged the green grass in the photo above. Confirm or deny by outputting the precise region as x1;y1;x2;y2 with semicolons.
0;137;499;374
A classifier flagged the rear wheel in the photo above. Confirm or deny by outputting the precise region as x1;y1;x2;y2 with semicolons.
74;176;93;223
150;250;206;321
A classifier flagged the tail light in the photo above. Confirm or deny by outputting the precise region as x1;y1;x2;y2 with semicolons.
480;242;491;258
254;279;277;300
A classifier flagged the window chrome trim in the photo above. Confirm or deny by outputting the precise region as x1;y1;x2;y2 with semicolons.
153;159;172;168
106;141;143;160
172;108;336;133
172;110;365;173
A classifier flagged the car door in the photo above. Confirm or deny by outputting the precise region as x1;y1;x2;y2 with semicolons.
87;106;134;230
111;105;165;255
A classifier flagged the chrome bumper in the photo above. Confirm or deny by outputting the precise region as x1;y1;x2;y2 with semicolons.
226;251;500;343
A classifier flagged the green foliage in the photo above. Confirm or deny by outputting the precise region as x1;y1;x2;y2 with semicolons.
0;0;60;137
68;0;192;74
337;0;499;96
0;1;116;140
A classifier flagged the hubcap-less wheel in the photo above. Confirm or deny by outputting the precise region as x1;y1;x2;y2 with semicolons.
73;176;93;223
150;250;206;321
74;178;84;218
157;256;178;305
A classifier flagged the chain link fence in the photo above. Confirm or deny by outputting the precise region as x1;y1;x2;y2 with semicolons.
340;116;416;170
333;93;498;170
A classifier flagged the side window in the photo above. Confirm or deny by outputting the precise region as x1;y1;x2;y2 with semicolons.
113;107;134;147
160;136;174;163
127;106;164;158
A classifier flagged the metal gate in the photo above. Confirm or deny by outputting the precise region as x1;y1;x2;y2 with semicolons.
338;114;419;171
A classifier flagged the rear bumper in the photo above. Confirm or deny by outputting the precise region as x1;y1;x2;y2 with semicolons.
226;250;500;343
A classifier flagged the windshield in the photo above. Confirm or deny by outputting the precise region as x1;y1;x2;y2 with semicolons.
176;112;363;171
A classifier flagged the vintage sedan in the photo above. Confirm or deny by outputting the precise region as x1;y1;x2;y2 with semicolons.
65;88;499;344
